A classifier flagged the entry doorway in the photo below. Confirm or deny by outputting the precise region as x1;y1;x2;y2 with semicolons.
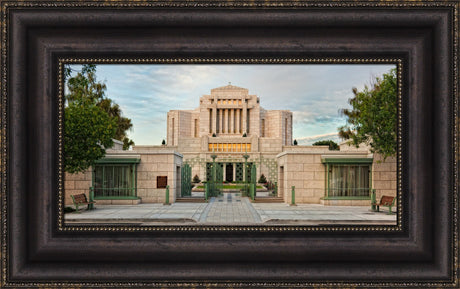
279;166;284;198
176;166;181;198
225;163;233;182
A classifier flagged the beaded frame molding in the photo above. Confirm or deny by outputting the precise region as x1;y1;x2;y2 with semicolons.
1;1;458;288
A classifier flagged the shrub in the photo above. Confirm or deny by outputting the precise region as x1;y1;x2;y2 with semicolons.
64;206;76;213
293;139;298;145
312;140;339;150
192;174;201;183
161;139;166;145
258;174;267;184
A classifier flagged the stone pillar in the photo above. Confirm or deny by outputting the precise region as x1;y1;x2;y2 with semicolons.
242;101;247;134
230;109;234;134
236;109;240;133
233;163;236;181
224;109;228;134
212;107;217;134
219;109;223;134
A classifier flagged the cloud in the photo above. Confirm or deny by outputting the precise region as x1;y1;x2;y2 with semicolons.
82;64;396;145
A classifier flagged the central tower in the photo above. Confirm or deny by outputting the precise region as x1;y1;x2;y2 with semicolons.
199;83;260;137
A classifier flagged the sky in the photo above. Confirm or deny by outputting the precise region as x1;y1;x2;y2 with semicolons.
67;64;395;146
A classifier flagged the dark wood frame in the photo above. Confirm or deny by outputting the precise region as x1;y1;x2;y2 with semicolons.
1;1;458;287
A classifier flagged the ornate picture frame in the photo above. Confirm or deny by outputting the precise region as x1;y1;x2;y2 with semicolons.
1;1;458;287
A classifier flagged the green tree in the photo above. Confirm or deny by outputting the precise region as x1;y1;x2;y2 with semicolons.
64;101;117;173
258;174;267;184
312;140;339;151
65;64;134;150
338;68;397;159
192;174;201;183
98;98;134;149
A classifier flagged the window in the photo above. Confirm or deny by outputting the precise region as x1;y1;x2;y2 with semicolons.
322;158;372;199
261;119;265;137
93;160;139;199
207;143;251;152
194;118;198;137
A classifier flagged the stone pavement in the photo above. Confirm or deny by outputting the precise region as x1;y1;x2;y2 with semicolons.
65;193;397;225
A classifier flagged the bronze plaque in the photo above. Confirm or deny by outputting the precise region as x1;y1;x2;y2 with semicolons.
157;176;168;188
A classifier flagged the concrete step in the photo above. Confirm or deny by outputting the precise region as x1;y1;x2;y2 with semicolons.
175;197;207;203
95;198;142;205
253;197;284;203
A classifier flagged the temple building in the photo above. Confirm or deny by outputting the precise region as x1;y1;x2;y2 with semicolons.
166;84;292;185
64;84;397;206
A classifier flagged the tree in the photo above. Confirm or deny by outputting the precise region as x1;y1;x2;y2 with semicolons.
258;174;267;184
312;140;339;151
98;98;134;150
65;64;135;150
293;139;298;145
192;175;201;183
64;64;134;173
64;101;117;173
162;139;166;145
338;68;397;159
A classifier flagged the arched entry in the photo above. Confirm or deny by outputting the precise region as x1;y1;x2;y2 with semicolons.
225;163;233;182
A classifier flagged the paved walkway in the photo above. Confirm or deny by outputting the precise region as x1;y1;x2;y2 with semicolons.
199;193;262;224
65;193;396;225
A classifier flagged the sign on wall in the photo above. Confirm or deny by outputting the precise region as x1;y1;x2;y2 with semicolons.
157;176;168;188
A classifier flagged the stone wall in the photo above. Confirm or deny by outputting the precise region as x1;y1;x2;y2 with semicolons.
64;147;183;205
277;148;330;204
276;145;395;206
177;137;201;153
64;170;92;206
259;138;283;153
372;154;397;200
136;151;183;203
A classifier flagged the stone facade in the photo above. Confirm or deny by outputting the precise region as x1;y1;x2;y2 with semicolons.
132;146;183;204
64;170;92;205
277;144;397;206
64;146;183;206
166;84;292;183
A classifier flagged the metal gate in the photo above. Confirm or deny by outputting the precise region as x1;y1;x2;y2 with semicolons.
242;163;257;200
205;160;223;198
181;163;192;197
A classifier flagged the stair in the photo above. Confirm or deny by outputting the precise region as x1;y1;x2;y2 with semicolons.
175;197;207;203
253;196;284;203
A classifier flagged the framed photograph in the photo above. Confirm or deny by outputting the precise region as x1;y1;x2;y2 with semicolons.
1;1;458;288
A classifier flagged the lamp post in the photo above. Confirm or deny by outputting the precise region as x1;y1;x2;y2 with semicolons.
210;153;217;197
243;153;250;197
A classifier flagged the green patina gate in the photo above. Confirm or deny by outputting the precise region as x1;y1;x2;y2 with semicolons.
205;157;223;198
241;163;257;200
185;154;276;200
181;163;192;197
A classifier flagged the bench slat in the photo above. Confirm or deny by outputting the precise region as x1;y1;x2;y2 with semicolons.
71;194;95;205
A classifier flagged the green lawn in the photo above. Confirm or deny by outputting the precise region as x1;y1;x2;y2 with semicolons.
195;184;264;189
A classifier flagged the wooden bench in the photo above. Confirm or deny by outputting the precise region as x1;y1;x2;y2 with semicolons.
71;193;95;212
372;195;395;214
